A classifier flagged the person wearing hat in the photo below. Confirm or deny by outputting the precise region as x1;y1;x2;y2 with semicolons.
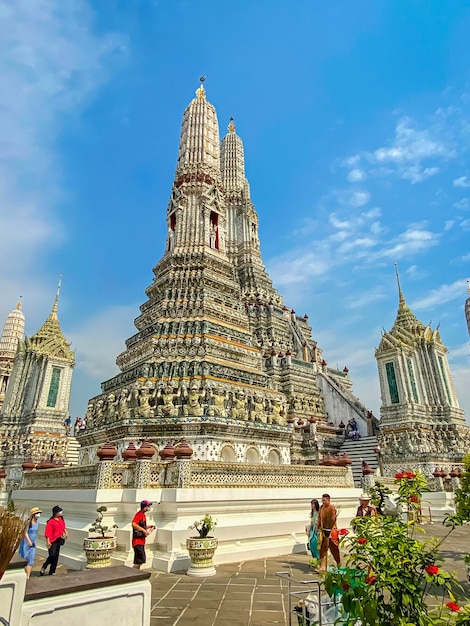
18;507;42;578
40;505;68;576
131;500;156;569
356;494;377;518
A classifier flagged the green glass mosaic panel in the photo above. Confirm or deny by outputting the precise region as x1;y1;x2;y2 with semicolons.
46;367;61;408
438;356;451;404
385;361;399;404
407;358;419;403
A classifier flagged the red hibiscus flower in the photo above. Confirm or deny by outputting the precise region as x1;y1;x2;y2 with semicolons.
425;564;439;575
357;537;367;545
342;583;350;590
339;528;349;536
365;575;376;584
446;602;460;612
395;472;404;479
409;495;419;503
404;471;416;479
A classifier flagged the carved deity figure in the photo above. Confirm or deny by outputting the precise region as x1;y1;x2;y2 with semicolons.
231;390;248;420
157;382;178;417
208;387;227;417
118;388;132;420
270;398;286;425
135;386;154;419
183;383;204;416
250;393;266;423
107;393;117;422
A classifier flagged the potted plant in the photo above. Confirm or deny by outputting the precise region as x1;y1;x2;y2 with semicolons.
186;514;218;577
83;506;118;569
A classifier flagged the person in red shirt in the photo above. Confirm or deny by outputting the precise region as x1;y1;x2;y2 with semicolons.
40;505;68;576
132;500;155;569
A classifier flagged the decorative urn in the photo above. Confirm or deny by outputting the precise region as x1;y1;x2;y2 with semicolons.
136;439;156;460
174;438;193;460
122;441;137;461
159;442;176;461
97;441;118;461
22;458;36;471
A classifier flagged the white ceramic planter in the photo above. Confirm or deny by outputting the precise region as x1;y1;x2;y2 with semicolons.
83;535;117;568
186;536;218;577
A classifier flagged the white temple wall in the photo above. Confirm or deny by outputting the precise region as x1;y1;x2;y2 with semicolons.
316;375;368;436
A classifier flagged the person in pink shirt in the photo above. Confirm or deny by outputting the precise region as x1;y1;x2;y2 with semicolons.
40;505;68;576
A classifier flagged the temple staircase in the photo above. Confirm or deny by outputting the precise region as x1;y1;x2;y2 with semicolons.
338;435;380;487
66;436;80;466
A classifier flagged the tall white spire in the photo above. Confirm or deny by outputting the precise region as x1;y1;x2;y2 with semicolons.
176;77;221;176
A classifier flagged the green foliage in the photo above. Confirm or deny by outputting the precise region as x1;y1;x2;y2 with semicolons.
367;480;392;513
322;471;467;626
188;514;217;538
6;498;15;513
88;506;118;537
455;454;470;523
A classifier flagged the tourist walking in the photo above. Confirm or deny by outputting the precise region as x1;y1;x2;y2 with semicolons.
19;507;42;578
316;493;341;571
131;500;155;569
307;498;320;559
40;505;68;576
355;494;377;518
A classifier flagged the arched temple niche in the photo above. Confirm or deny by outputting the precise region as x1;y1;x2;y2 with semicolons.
245;447;259;464
266;448;281;465
220;444;236;462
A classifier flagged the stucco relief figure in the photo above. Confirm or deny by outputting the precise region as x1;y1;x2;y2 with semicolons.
135;386;154;419
208;387;227;417
118;388;132;420
209;223;217;249
250;393;266;423
85;403;94;428
157;382;178;417
94;399;105;428
182;383;204;416
107;393;117;422
230;390;248;420
168;227;175;251
269;398;286;424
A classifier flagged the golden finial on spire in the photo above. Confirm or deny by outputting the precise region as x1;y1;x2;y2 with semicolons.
394;262;405;305
51;275;62;320
228;116;236;133
196;75;206;99
16;296;22;310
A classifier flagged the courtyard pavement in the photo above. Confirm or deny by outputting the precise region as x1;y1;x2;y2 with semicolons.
31;522;470;626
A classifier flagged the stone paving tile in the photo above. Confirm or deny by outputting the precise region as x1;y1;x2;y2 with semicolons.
27;522;470;626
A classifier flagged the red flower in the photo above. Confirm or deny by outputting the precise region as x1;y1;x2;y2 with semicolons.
446;602;461;612
342;583;350;590
404;471;416;479
339;528;349;536
409;495;419;503
357;537;367;545
395;472;404;479
425;564;439;575
365;575;376;584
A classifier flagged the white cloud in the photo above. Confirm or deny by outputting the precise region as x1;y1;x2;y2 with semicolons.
347;168;366;183
371;117;455;164
453;198;469;210
377;226;440;260
0;0;124;314
453;176;470;188
411;279;467;310
67;305;136;379
444;220;455;231
350;190;370;207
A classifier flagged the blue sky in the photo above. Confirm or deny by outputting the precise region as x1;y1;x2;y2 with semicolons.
1;0;469;422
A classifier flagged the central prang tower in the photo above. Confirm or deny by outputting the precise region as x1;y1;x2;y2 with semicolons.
78;81;345;465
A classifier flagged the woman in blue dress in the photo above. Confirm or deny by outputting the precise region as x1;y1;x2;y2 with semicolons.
19;507;42;578
307;499;320;560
